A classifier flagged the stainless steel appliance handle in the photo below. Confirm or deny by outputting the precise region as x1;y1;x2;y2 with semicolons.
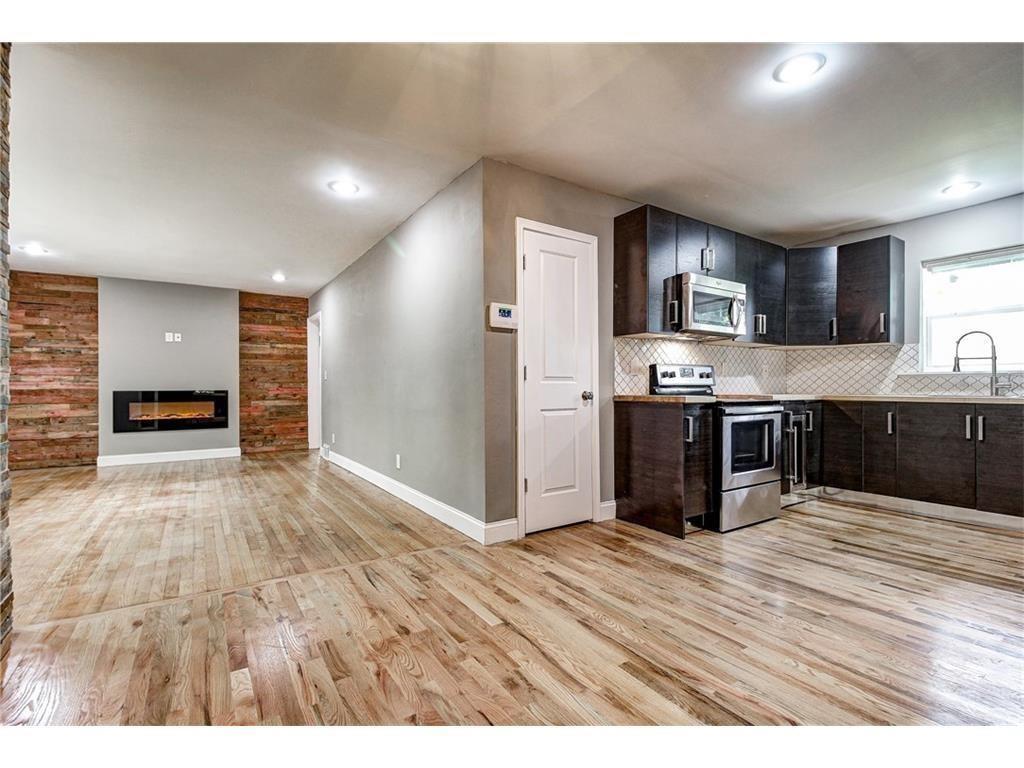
763;422;770;460
684;415;695;444
977;415;985;442
886;411;894;435
800;419;808;487
879;312;887;335
788;425;799;483
965;413;972;440
728;298;739;328
668;299;679;327
829;317;837;340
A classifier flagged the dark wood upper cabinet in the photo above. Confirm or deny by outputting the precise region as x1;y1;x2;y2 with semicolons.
675;215;707;275
614;205;677;335
822;401;863;490
786;247;838;346
975;404;1024;517
896;403;976;509
862;402;897;497
836;236;905;345
734;236;786;345
706;225;737;280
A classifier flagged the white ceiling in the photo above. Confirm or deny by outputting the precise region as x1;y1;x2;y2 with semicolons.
9;43;1023;296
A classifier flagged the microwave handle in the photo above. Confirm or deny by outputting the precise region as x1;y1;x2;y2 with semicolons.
728;297;739;328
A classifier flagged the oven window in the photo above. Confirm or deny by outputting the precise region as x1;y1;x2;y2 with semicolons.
731;418;776;474
693;290;733;327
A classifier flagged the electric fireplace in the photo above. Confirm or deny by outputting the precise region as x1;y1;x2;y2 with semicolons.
113;390;229;433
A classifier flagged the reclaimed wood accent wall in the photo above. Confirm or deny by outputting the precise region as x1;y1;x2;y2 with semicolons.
8;271;99;469
239;291;308;453
1;41;13;658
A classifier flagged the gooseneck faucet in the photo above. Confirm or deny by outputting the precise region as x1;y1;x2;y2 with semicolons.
953;330;1011;396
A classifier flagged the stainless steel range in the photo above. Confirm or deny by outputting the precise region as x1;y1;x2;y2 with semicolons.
710;403;783;532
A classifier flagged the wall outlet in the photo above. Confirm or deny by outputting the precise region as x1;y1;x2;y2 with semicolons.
331;433;335;444
395;453;401;470
164;332;174;343
173;332;182;342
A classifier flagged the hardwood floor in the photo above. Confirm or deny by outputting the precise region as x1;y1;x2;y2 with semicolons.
1;452;1022;725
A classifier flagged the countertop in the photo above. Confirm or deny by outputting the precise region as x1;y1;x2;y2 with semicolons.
614;393;1024;405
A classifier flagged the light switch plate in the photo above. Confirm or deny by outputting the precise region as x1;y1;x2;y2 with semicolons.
173;333;182;342
165;332;174;343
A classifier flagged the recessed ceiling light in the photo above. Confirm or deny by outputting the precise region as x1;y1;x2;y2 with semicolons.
272;271;286;283
941;181;981;198
327;180;360;197
18;241;50;256
773;52;827;84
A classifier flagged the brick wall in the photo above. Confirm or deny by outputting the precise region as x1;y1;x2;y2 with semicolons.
239;291;309;453
9;271;99;469
1;41;14;660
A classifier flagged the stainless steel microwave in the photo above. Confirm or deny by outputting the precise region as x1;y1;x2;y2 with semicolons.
664;272;747;339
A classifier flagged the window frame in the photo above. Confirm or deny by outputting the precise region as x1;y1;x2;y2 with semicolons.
919;245;1024;374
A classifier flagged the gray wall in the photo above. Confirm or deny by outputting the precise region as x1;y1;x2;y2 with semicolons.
802;193;1024;344
98;277;240;456
482;159;636;522
309;162;486;520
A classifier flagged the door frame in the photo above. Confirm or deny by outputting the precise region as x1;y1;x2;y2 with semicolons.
307;311;323;451
515;217;600;539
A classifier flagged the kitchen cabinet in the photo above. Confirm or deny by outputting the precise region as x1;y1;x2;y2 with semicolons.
735;235;786;345
804;401;823;488
613;205;677;335
896;403;977;509
786;246;838;346
822;401;863;490
683;405;713;520
975;404;1024;516
837;236;905;345
862;402;897;496
675;216;736;279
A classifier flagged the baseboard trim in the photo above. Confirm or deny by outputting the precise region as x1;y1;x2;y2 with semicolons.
595;500;617;522
801;486;1024;531
97;447;242;467
326;451;517;545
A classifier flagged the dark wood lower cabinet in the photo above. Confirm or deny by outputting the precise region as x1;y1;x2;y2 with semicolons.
862;403;897;496
804;402;823;488
975;404;1024;517
683;405;713;521
614;399;704;536
823;402;863;491
896;403;976;509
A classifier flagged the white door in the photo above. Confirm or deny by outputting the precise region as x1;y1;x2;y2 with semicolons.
522;225;598;534
307;314;322;450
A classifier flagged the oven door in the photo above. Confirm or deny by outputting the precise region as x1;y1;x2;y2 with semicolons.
721;411;783;490
680;281;746;337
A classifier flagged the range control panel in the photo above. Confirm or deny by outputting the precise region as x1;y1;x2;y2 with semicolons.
648;363;716;395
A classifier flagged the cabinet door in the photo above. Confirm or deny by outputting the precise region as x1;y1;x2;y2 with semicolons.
647;206;678;333
804;402;823;488
975;404;1024;516
756;241;787;345
786;247;838;346
676;215;707;274
862;403;897;497
897;403;976;509
706;225;736;280
683;405;713;520
837;236;905;344
823;401;863;490
733;234;759;343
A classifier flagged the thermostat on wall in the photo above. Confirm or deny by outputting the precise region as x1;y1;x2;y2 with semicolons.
488;302;519;330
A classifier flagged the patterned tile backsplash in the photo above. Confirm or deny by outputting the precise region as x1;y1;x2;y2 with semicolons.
614;338;1024;398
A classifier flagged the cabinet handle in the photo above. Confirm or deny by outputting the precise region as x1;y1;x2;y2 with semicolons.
829;317;837;340
668;299;680;327
684;415;695;444
977;415;985;442
879;312;887;336
701;247;716;271
965;414;972;440
806;410;814;432
886;411;893;435
754;314;767;335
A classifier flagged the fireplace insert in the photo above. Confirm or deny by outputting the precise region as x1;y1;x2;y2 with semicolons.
113;390;229;432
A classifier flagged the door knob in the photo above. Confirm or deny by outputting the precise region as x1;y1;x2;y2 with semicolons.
581;391;594;401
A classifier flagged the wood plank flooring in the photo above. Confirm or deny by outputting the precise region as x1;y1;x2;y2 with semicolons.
1;452;1022;725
